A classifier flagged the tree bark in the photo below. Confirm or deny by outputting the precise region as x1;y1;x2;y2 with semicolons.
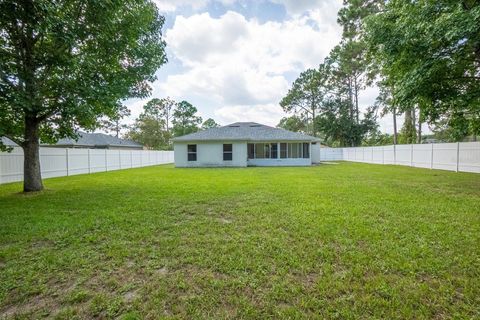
403;108;415;143
417;120;422;144
311;100;316;137
354;76;359;124
22;117;43;192
393;105;398;145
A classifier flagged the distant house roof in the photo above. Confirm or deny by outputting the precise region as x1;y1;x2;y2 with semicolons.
53;132;142;149
1;132;143;149
172;122;320;142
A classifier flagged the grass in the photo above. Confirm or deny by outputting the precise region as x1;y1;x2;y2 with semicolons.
0;162;479;319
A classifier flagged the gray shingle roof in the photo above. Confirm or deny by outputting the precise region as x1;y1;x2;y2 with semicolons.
1;132;143;148
54;132;142;148
172;122;320;142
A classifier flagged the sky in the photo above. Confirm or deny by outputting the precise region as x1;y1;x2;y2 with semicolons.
122;0;406;134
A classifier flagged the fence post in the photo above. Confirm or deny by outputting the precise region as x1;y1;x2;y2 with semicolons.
382;146;385;164
430;143;434;169
393;144;396;165
88;149;91;174
130;150;133;168
410;144;414;167
105;149;108;171
66;148;69;176
118;150;121;169
456;142;460;172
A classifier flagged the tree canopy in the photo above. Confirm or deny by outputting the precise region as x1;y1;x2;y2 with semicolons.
201;118;220;130
0;0;167;191
99;104;131;138
126;98;208;149
279;68;328;136
172;101;202;137
365;0;480;140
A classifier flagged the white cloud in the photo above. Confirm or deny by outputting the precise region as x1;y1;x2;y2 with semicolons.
120;0;404;135
154;9;341;126
273;0;342;18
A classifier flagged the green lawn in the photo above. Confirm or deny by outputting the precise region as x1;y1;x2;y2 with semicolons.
0;163;479;319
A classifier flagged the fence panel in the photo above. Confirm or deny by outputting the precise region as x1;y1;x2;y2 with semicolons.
67;148;90;176
395;145;412;166
40;148;68;178
90;150;107;173
412;144;432;169
0;147;23;183
315;141;479;174
106;150;121;171
372;146;383;164
383;145;395;164
120;150;132;169
432;143;457;171
458;142;480;173
0;147;174;184
319;148;343;161
131;151;140;168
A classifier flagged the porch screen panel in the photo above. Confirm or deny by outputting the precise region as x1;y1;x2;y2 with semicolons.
255;143;265;158
264;143;271;158
303;143;309;158
271;143;278;159
280;143;287;158
288;143;301;158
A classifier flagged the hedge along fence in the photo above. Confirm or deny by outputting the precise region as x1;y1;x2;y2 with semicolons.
0;147;174;184
319;142;480;173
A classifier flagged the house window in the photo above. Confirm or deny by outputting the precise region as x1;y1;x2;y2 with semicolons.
280;143;287;159
303;143;310;158
223;144;233;161
247;143;255;159
187;144;197;161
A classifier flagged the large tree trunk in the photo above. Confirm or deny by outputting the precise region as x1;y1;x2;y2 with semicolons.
354;76;359;124
403;108;416;143
393;105;398;145
417;120;422;144
23;118;43;192
311;102;316;137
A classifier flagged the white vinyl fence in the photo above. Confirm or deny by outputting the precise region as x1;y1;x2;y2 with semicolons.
0;147;174;184
319;141;480;173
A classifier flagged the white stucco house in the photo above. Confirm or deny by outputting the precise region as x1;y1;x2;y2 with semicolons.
172;122;321;167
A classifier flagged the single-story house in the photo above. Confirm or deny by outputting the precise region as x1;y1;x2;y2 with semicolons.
1;132;143;150
172;122;321;167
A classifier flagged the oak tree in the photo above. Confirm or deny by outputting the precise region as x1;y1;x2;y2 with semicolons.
0;0;167;191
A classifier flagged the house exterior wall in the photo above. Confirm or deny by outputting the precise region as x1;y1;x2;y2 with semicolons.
174;141;247;167
174;140;316;167
311;143;321;163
